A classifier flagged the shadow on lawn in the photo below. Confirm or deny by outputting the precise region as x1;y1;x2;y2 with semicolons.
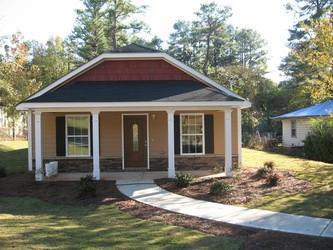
0;197;238;249
0;148;28;174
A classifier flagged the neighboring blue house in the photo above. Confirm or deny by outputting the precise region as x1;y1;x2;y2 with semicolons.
273;100;333;147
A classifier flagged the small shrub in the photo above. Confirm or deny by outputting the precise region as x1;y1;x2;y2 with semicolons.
266;173;280;187
304;118;333;163
256;161;275;178
78;175;97;197
0;167;7;178
175;173;193;187
210;180;231;195
263;161;275;172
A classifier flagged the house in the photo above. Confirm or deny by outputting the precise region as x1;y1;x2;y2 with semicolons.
273;100;333;147
16;44;251;181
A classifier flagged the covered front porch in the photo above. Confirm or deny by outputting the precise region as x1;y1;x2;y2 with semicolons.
27;105;242;181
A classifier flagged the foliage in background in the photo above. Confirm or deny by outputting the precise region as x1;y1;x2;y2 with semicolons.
167;3;286;139
0;33;42;139
304;117;333;162
280;0;333;108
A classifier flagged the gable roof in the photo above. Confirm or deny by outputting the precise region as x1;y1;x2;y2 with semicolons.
111;43;161;53
17;44;251;110
273;100;333;119
25;80;241;103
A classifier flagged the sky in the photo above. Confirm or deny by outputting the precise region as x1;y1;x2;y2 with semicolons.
0;0;294;83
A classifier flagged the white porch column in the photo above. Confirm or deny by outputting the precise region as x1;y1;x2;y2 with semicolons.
92;111;100;180
34;111;43;181
167;110;175;178
237;108;242;167
224;109;233;177
27;110;33;172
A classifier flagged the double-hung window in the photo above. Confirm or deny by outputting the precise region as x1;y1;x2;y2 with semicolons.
66;115;90;157
291;120;297;138
180;114;205;155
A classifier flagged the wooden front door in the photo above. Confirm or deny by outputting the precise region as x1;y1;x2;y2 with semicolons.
123;115;147;169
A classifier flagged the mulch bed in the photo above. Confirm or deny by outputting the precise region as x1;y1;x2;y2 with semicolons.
156;168;311;205
0;173;331;250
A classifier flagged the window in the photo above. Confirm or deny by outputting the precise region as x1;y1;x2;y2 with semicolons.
180;114;205;155
132;123;139;152
66;115;90;156
291;120;297;138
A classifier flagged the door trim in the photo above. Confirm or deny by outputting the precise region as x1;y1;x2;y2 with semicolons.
121;113;150;170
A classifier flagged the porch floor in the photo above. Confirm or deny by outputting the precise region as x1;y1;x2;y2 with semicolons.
44;170;224;181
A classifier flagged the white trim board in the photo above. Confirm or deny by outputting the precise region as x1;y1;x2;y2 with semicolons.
21;52;249;104
17;101;251;110
180;113;205;156
121;113;150;170
65;114;91;157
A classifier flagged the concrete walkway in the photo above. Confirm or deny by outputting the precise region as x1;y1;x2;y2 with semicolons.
116;180;333;238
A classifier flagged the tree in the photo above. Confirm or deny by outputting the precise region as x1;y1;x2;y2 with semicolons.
29;37;73;87
69;0;147;61
280;0;333;107
234;29;267;71
105;0;147;50
293;16;333;101
168;21;198;67
286;0;333;42
131;36;164;50
0;33;41;139
192;3;232;75
70;0;108;61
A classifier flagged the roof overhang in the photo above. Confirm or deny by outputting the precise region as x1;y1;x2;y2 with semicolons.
17;101;251;111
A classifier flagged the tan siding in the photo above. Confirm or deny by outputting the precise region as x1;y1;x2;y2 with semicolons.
232;109;238;155
149;112;168;157
42;113;56;158
100;112;122;157
214;111;224;155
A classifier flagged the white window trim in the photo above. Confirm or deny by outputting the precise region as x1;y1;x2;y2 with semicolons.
65;114;91;157
291;120;297;138
180;113;205;156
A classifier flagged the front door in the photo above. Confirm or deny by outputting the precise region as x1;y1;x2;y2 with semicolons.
123;115;147;169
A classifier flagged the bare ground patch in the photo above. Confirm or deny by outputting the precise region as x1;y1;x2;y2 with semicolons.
156;168;311;205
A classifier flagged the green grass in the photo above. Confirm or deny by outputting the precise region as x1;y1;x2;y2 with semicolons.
0;197;241;249
0;141;27;175
243;148;333;218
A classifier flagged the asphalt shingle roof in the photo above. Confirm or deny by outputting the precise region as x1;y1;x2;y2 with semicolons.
26;80;242;103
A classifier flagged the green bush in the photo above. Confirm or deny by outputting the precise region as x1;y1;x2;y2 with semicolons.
0;167;7;178
174;173;193;187
256;161;274;178
210;180;231;195
304;118;333;163
78;175;97;197
265;173;280;187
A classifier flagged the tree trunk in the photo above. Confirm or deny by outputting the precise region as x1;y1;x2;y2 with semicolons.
203;34;211;76
12;121;16;141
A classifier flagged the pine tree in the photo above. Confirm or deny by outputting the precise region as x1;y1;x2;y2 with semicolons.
70;0;108;61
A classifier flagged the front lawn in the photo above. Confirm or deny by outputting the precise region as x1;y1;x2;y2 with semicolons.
0;140;27;175
0;197;239;249
243;148;333;218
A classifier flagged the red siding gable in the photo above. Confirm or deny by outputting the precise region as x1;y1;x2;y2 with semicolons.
73;60;197;82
